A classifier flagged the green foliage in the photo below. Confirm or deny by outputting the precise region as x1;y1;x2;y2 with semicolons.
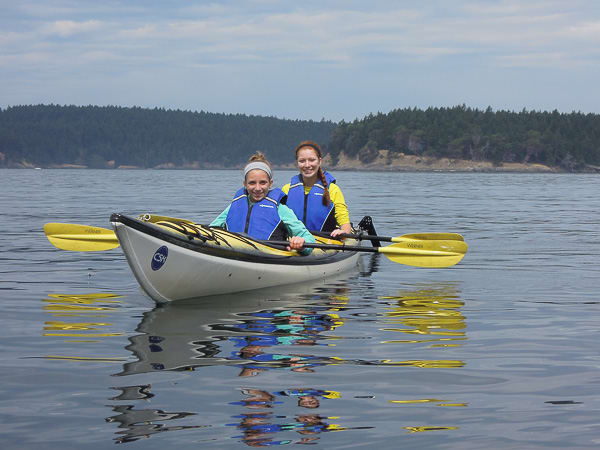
0;105;336;168
2;104;600;171
327;105;600;171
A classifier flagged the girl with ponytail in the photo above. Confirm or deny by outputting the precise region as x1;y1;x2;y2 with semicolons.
282;141;352;238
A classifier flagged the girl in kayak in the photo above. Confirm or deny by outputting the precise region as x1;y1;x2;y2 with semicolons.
282;141;351;238
211;152;315;253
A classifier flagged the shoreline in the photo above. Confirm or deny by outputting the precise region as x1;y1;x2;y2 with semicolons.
4;151;600;173
5;165;592;173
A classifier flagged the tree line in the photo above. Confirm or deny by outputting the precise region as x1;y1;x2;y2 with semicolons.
1;104;599;171
0;105;336;168
328;105;600;171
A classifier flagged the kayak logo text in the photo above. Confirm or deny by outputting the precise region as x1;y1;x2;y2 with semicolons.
151;246;169;271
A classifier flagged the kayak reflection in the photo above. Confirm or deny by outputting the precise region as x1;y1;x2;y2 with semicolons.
116;276;354;376
105;405;201;444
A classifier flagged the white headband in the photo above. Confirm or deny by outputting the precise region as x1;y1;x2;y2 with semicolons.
244;161;272;179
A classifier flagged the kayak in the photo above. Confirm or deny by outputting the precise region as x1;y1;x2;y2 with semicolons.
110;213;361;303
44;215;467;305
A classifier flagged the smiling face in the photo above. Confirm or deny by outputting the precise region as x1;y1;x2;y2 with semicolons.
296;147;322;183
243;169;273;202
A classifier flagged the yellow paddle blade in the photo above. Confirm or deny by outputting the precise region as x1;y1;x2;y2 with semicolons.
379;240;468;268
395;233;464;242
44;223;119;251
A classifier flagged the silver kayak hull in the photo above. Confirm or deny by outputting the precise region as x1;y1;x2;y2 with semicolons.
111;214;360;303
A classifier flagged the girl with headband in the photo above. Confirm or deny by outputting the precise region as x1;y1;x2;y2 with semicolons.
210;152;315;253
282;141;352;238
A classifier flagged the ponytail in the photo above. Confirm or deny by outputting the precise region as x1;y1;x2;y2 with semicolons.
318;168;331;206
248;151;271;166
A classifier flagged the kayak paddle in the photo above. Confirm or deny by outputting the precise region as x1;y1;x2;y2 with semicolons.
312;231;465;243
268;239;467;268
44;223;119;251
44;222;468;267
43;214;192;251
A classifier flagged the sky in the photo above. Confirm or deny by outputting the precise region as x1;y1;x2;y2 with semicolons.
1;0;600;122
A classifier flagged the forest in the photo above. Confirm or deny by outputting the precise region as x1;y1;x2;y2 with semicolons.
328;105;600;171
1;104;599;171
0;105;335;169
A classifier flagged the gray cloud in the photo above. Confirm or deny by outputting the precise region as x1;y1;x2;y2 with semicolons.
1;0;599;120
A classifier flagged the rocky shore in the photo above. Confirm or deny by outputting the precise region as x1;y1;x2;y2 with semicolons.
6;150;600;173
327;151;560;173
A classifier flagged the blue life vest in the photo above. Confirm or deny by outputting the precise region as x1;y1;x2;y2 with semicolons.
225;188;288;240
286;171;337;232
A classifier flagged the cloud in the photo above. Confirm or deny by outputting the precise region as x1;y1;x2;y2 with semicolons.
5;2;599;69
119;24;158;39
562;20;600;38
1;1;600;119
495;52;573;68
41;19;104;37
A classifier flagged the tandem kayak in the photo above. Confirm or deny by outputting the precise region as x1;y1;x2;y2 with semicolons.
110;213;362;303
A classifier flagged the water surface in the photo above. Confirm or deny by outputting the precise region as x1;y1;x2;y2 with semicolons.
1;169;598;449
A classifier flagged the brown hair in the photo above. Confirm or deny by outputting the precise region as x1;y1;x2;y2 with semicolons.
248;151;272;166
294;141;330;206
244;151;273;180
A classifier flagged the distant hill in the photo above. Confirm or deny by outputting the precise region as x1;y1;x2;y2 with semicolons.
328;105;600;172
0;105;336;169
2;104;599;172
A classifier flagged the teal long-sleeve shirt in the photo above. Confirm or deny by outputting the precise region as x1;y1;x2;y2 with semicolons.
210;203;316;254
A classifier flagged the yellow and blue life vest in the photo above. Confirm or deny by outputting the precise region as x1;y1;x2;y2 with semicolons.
225;188;288;240
286;171;337;232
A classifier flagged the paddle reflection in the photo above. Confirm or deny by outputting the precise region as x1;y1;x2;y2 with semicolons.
379;284;466;416
378;285;466;367
41;292;128;361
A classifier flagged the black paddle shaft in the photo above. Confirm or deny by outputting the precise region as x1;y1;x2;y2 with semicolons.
308;216;382;247
266;241;379;254
339;233;391;242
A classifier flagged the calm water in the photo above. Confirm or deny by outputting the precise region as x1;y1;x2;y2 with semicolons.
1;169;599;449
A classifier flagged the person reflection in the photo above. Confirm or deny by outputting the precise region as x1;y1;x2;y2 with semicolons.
229;388;283;409
274;387;340;408
232;336;321;377
230;387;339;446
235;412;293;447
294;413;328;444
230;389;292;447
215;306;344;377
